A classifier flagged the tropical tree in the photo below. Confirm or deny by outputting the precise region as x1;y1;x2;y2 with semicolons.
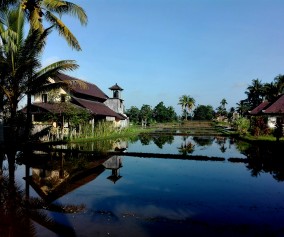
236;99;250;117
125;106;140;124
273;74;284;95
3;0;88;51
153;102;177;122
263;82;278;102
0;6;79;139
178;95;195;120
193;104;214;120
245;79;264;109
139;104;152;125
216;98;228;116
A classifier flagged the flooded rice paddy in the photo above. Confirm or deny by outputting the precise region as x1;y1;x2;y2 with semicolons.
1;132;284;237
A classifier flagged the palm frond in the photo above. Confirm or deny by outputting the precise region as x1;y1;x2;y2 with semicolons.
57;1;87;25
44;11;81;50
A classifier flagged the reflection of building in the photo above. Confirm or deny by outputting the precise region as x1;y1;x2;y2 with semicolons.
103;156;123;183
24;152;125;202
24;152;109;203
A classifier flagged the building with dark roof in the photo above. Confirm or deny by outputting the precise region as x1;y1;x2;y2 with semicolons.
29;73;128;139
249;94;284;128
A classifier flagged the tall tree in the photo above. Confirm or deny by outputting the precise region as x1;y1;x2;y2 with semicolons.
139;104;152;125
0;6;79;140
178;95;195;120
273;74;284;95
216;98;227;116
193;105;214;120
9;0;88;51
263;82;278;102
245;79;264;109
125;106;140;124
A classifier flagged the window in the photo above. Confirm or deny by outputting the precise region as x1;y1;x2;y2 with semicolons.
61;94;66;102
42;94;47;103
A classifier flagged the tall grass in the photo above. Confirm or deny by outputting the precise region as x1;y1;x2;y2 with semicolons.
70;122;151;142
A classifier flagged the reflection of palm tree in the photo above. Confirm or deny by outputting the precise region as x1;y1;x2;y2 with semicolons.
246;161;262;177
215;137;227;153
178;141;195;155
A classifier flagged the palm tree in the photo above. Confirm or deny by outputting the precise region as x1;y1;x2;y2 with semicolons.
216;98;227;116
178;95;188;120
263;82;278;101
273;74;284;95
178;95;195;120
0;6;80;140
245;78;264;109
236;99;250;117
20;0;87;51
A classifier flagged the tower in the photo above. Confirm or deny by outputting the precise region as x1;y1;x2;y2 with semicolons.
109;83;123;99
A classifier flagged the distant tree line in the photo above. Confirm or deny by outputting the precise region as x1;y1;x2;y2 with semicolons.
125;102;178;125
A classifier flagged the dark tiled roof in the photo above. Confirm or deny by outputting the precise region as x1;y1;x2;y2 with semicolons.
249;101;271;115
27;102;84;114
109;83;123;91
263;94;284;114
73;98;126;119
56;73;108;101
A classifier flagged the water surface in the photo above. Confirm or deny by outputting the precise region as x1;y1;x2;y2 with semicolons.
1;135;284;237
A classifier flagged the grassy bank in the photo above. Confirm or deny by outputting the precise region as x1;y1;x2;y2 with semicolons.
69;125;154;143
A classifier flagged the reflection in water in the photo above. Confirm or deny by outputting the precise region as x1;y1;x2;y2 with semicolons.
0;150;86;237
192;136;214;146
215;136;227;153
103;156;123;183
178;136;195;155
239;142;284;181
21;150;125;203
1;135;284;237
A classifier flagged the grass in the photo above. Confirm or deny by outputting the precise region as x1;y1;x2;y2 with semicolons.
60;120;284;144
69;125;154;143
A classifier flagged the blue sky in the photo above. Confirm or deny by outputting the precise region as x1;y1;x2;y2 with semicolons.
40;0;284;114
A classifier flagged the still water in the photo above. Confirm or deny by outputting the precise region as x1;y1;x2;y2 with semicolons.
1;135;284;237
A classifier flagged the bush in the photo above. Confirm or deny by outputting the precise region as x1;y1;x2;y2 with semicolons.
250;116;270;136
233;117;250;135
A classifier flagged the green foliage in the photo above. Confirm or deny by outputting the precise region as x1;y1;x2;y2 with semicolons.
126;102;177;125
178;95;195;120
193;105;215;120
125;106;140;124
153;102;177;122
233;117;250;135
250;116;270;136
139;104;153;122
216;98;228;116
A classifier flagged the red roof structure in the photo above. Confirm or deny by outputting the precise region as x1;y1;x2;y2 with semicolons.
262;94;284;115
56;73;108;102
249;94;284;116
73;97;125;119
249;101;271;115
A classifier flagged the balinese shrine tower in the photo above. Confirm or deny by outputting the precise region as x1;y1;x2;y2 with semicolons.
104;83;128;127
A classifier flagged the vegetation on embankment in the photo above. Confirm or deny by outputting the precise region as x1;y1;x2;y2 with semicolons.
69;124;154;143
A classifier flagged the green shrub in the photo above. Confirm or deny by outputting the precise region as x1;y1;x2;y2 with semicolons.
233;117;250;135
